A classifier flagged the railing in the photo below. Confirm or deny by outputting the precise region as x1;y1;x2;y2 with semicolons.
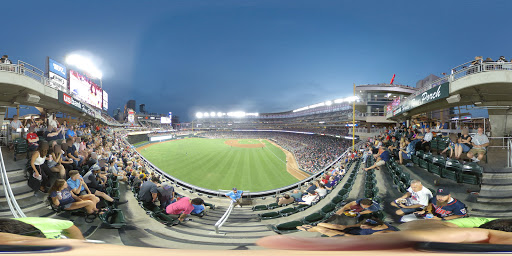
127;137;365;198
393;61;512;115
508;139;512;168
488;137;512;149
0;146;26;218
214;201;234;234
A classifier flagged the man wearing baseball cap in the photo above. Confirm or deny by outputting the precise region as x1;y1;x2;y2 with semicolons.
225;187;243;208
423;187;467;220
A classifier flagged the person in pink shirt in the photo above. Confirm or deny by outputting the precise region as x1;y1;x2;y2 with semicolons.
165;197;204;222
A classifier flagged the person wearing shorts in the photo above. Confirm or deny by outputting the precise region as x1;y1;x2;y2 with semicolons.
467;127;489;163
391;180;432;218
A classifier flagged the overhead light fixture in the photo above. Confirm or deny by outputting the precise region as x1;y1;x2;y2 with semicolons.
475;102;482;105
446;94;461;104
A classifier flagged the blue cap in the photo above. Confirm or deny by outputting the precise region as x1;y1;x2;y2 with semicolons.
233;187;237;191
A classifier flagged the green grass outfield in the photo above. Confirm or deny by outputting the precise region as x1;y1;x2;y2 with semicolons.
139;138;300;192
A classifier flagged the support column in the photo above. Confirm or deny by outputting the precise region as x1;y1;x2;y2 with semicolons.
0;107;7;146
488;109;512;137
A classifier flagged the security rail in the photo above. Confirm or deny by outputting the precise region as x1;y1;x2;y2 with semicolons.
0;146;26;218
129;137;365;198
214;201;234;234
508;139;512;168
395;61;512;113
0;61;122;127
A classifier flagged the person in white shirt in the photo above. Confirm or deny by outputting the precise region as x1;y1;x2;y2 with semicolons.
419;127;433;152
467;127;490;163
10;115;24;142
391;180;432;220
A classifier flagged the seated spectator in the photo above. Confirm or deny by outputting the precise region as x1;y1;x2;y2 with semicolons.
305;182;317;195
296;217;399;236
336;198;381;216
9;115;24;143
49;179;100;215
390;180;432;221
108;159;127;182
277;194;294;206
290;189;303;202
157;182;174;210
26;126;39;151
398;138;414;165
456;128;472;158
44;125;65;142
441;133;459;158
419;127;433;152
402;187;467;222
298;192;319;205
138;176;160;211
48;143;66;179
29;141;53;192
66;170;100;204
165;197;204;222
315;183;327;197
467;127;489;163
363;147;390;171
65;138;83;166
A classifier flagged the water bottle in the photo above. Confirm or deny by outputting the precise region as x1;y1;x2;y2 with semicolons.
425;213;434;219
57;191;62;200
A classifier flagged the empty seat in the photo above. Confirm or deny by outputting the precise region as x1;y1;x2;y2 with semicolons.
279;207;298;217
267;203;279;209
252;205;268;211
260;211;280;220
303;212;325;225
272;220;304;234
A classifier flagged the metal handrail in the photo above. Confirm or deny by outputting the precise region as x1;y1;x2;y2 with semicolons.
126;136;364;198
214;201;234;234
508;139;512;168
393;61;512;114
0;146;26;218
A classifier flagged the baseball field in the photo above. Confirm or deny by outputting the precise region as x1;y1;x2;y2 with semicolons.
137;138;301;191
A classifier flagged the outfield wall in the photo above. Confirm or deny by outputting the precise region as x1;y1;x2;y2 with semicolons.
127;137;364;198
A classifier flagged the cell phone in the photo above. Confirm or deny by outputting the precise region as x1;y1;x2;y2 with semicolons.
416;242;512;253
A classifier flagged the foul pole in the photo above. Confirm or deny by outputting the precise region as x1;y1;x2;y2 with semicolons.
352;83;355;151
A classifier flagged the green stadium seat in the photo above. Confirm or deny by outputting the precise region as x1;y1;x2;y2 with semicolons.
260;211;280;220
99;208;126;229
441;168;458;182
331;195;344;205
272;220;304;234
303;212;325;225
321;203;336;215
267;203;279;209
13;138;28;161
151;211;180;226
419;159;428;169
295;204;310;211
279;207;298;217
252;205;268;211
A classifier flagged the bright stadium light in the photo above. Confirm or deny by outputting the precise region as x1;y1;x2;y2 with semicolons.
204;112;210;117
210;112;216;117
217;112;222;117
65;54;103;79
333;98;344;104
196;112;203;118
346;96;359;102
325;100;332;106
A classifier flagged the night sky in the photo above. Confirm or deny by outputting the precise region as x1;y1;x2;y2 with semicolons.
2;0;509;121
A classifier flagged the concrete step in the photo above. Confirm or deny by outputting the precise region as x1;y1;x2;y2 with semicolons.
0;190;34;203
483;167;512;173
0;193;46;212
0;202;48;217
0;177;28;190
468;202;512;211
0;184;33;197
479;189;512;198
477;197;512;203
469;209;512;218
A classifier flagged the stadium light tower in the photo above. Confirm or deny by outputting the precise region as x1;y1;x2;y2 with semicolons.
65;53;103;87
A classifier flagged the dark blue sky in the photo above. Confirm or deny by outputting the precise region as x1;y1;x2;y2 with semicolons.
2;0;509;121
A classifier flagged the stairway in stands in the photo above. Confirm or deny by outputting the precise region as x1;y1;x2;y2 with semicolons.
471;167;512;218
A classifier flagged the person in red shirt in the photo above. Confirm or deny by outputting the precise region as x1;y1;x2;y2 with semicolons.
26;126;39;151
165;197;204;222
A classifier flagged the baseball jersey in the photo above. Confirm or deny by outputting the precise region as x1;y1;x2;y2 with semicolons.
430;197;467;218
407;186;432;207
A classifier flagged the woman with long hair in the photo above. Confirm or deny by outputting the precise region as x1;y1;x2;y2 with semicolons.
455;128;472;159
48;179;98;215
48;143;66;179
30;141;51;191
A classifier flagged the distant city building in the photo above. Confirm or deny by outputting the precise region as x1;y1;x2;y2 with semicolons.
416;74;440;88
127;100;136;111
140;104;146;114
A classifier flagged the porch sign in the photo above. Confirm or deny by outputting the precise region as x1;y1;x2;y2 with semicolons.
392;82;449;117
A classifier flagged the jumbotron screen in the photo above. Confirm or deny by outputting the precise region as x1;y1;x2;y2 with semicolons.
69;69;103;109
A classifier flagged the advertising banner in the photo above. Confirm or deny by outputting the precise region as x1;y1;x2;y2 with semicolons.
48;58;67;78
69;70;103;109
128;109;135;124
48;71;68;91
391;82;449;117
102;90;109;111
58;91;99;118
